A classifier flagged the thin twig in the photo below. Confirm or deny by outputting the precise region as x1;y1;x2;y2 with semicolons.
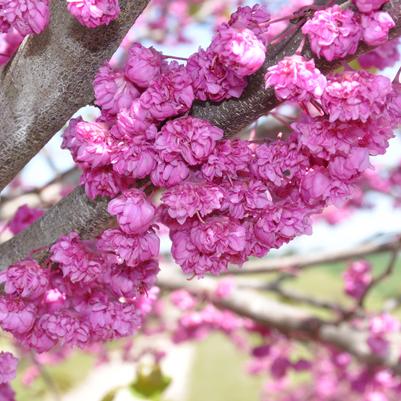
358;238;401;308
237;275;351;315
221;236;399;276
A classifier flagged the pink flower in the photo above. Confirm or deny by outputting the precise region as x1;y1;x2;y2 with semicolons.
210;24;266;77
271;356;290;379
367;313;400;355
109;260;159;298
0;297;36;335
302;5;362;61
161;181;224;224
0;0;49;35
265;55;327;103
201;139;251;181
80;167;132;199
353;0;388;13
294;117;361;158
215;278;235;299
294;115;393;158
111;101;154;140
322;71;392;123
87;299;140;340
328;147;371;180
0;29;23;66
98;227;160;267
7;204;43;234
300;168;331;205
124;43;165;88
50;232;103;284
111;142;156;179
343;260;372;299
74;120;114;168
0;259;48;300
171;230;228;277
228;4;271;44
186;48;247;102
252;138;310;187
254;203;313;249
61;117;83;160
150;156;189;188
134;286;159;318
170;290;196;311
190;216;246;257
107;189;155;234
359;39;400;69
171;216;246;276
33;313;90;351
67;0;120;28
0;352;18;384
93;63;140;115
154;116;223;166
361;12;395;46
140;62;194;121
300;167;352;207
221;180;272;219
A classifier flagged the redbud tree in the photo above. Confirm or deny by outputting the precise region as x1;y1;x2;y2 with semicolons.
1;0;401;399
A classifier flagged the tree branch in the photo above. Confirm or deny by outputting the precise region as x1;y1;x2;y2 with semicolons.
358;238;401;308
158;269;401;375
222;236;399;275
0;0;150;192
239;277;350;315
2;0;401;268
0;187;113;268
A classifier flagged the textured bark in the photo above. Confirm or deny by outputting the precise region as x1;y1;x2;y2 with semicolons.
158;270;401;374
2;0;401;268
0;0;150;192
0;187;112;268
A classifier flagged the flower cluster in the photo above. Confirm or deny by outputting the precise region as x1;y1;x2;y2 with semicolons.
66;0;120;28
302;3;394;61
0;233;159;352
187;3;268;102
264;55;327;104
3;2;401;362
0;4;272;353
343;260;372;299
367;313;400;355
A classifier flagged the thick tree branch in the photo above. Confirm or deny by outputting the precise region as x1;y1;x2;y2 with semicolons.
2;0;401;268
0;0;150;192
0;187;112;268
158;269;401;375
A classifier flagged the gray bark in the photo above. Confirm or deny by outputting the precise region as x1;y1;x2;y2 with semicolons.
0;0;150;192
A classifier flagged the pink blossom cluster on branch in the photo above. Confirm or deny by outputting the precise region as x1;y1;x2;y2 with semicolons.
1;0;401;363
